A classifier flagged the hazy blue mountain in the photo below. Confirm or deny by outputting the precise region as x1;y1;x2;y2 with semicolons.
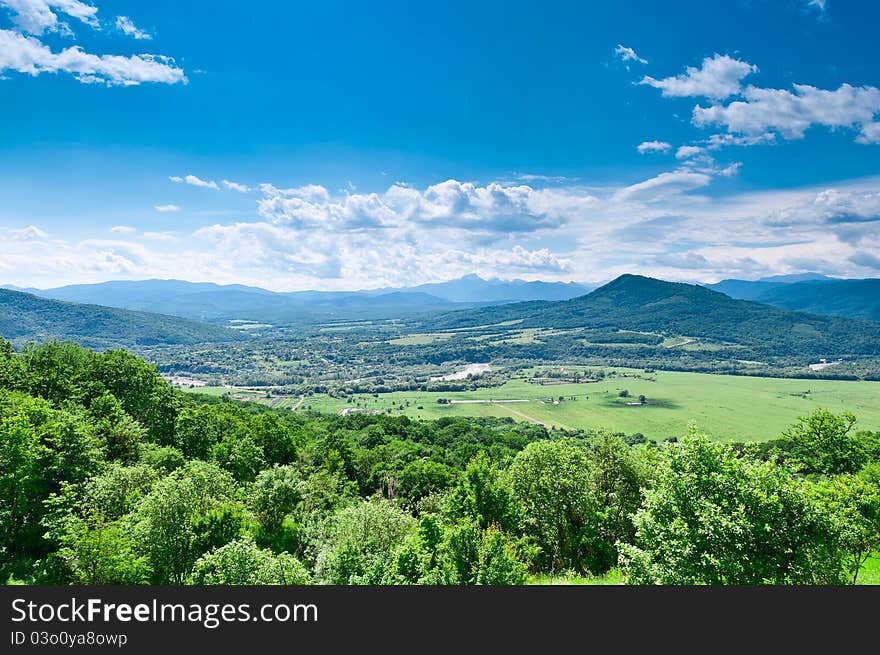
705;275;879;321
20;275;592;323
373;274;593;303
0;284;41;294
0;288;243;350
705;279;785;301
433;274;880;358
757;273;835;283
755;279;880;321
706;272;835;300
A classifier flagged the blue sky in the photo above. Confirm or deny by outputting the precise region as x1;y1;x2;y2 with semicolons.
2;0;880;289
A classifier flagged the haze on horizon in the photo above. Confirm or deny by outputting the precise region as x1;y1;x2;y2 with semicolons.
2;0;880;292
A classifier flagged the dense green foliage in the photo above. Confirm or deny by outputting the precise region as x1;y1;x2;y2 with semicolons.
1;338;878;585
0;288;242;349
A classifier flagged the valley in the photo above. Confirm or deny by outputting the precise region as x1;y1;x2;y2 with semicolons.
189;366;880;442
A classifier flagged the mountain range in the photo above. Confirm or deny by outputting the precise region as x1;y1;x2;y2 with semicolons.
1;276;594;323
433;274;880;358
706;275;880;321
2;274;880;358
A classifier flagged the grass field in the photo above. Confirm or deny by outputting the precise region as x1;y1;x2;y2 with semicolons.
857;554;880;585
192;367;880;442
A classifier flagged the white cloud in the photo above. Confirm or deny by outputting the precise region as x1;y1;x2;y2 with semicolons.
110;225;136;233
613;171;712;202
257;179;590;234
693;83;880;142
7;170;880;290
765;187;880;226
169;174;219;190
7;224;48;239
222;179;250;193
0;29;186;85
512;173;572;183
858;122;880;145
142;231;176;242
614;44;647;65
0;0;99;35
115;15;150;40
675;145;703;159
640;54;757;100
704;132;777;149
637;140;672;154
154;204;180;213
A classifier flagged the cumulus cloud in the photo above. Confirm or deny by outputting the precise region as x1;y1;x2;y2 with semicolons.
169;174;219;190
154;204;180;213
257;179;590;234
7;168;880;289
857;122;880;144
765;188;880;226
0;0;99;35
694;83;880;142
0;29;186;85
615;44;647;65
637;140;672;154
640;54;757;100
115;15;150;40
0;2;185;85
637;50;880;152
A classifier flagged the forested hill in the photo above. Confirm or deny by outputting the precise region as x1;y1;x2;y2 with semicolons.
431;274;880;357
0;288;244;349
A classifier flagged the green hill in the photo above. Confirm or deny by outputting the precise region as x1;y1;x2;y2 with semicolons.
433;274;880;358
0;288;244;349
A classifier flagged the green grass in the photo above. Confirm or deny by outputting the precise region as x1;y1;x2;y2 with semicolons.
528;569;623;585
857;554;880;585
190;367;880;442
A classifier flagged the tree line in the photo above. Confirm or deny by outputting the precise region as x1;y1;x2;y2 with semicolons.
1;339;879;585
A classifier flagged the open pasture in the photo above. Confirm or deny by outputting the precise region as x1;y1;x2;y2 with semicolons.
194;367;880;442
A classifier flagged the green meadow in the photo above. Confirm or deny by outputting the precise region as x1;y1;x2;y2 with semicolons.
194;367;880;442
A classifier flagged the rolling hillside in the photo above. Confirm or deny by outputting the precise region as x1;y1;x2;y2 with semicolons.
432;274;880;358
0;288;244;349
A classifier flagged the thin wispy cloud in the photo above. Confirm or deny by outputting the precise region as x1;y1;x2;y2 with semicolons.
154;204;180;213
222;180;250;193
169;174;220;190
615;44;647;65
115;16;151;40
